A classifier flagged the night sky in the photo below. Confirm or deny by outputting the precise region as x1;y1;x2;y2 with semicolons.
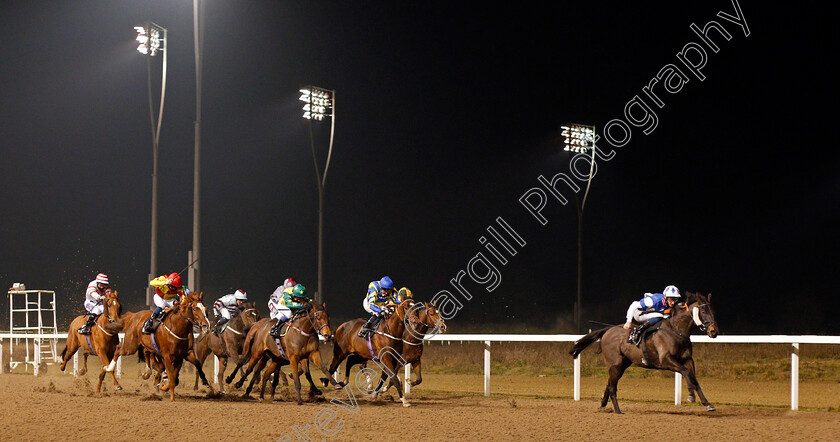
1;1;837;334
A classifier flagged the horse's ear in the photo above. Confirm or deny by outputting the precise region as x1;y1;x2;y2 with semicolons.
199;291;204;300
322;302;327;310
707;293;712;303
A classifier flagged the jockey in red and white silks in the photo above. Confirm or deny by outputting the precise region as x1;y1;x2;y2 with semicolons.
84;273;110;316
78;273;111;335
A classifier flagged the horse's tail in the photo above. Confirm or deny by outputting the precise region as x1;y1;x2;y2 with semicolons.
570;327;610;358
137;347;146;363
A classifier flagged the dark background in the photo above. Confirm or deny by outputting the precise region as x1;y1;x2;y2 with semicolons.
1;1;837;333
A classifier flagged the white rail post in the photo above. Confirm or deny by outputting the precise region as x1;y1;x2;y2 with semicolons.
791;342;799;411
214;355;219;385
33;337;40;376
404;363;411;394
73;352;79;377
116;355;122;379
484;340;491;397
0;338;4;375
674;372;682;404
573;354;580;401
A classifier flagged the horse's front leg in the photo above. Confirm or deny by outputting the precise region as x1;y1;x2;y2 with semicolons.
662;355;714;411
289;355;304;405
410;359;422;387
185;350;212;391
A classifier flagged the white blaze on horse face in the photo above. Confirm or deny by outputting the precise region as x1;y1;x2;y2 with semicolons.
197;303;208;324
692;306;702;326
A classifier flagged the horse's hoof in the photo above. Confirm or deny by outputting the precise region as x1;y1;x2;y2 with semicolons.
311;389;323;396
687;395;696;403
297;401;303;405
706;405;716;412
114;386;123;391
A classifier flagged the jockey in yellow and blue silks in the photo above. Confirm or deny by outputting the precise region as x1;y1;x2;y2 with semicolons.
394;287;414;304
358;276;396;337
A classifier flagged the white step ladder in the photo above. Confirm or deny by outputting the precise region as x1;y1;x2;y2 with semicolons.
6;289;60;373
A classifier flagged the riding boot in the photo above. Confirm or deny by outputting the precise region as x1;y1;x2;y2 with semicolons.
358;315;376;338
213;318;229;336
78;314;96;335
142;310;164;334
629;321;651;345
270;318;286;338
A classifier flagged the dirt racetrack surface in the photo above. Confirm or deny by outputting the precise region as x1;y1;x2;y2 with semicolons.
2;367;838;441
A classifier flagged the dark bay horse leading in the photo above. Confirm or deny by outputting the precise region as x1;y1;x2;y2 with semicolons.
193;302;260;393
233;302;337;404
327;300;419;407
59;291;124;393
570;291;719;414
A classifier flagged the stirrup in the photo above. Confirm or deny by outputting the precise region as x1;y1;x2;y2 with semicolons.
357;327;368;338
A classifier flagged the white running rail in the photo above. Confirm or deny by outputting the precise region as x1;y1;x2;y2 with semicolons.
2;332;838;410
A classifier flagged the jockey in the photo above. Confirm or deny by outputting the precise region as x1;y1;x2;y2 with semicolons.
212;289;247;335
624;285;681;344
268;277;296;320
357;276;397;337
142;272;186;334
78;273;111;335
269;283;311;338
394;286;414;304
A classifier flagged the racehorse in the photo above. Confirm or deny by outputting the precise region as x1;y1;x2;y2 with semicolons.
334;301;446;392
192;302;261;393
232;302;338;404
59;290;124;393
327;300;419;407
108;292;212;401
570;291;719;414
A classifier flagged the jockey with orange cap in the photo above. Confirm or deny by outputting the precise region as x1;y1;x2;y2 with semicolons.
78;273;111;335
142;272;187;334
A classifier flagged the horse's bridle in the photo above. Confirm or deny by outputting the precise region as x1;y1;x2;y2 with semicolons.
307;308;331;338
692;303;716;333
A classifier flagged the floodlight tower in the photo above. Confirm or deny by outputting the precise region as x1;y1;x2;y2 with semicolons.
135;22;167;307
561;123;596;333
299;86;335;304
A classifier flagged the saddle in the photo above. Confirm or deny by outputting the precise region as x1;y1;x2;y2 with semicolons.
634;322;663;365
147;307;172;333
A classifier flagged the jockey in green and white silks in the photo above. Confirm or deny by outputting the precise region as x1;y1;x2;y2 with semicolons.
270;283;311;337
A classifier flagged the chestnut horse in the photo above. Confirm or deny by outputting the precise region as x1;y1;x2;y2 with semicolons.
233;302;338;404
327;300;419;407
59;290;124;393
193;302;260;393
570;291;719;414
334;301;446;392
108;292;211;401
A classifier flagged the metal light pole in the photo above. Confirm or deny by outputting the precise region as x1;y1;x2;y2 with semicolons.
135;22;167;307
299;86;335;304
189;0;204;294
562;124;596;333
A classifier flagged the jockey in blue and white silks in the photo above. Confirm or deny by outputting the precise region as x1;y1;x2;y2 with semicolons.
78;273;111;335
624;285;681;344
358;276;396;337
